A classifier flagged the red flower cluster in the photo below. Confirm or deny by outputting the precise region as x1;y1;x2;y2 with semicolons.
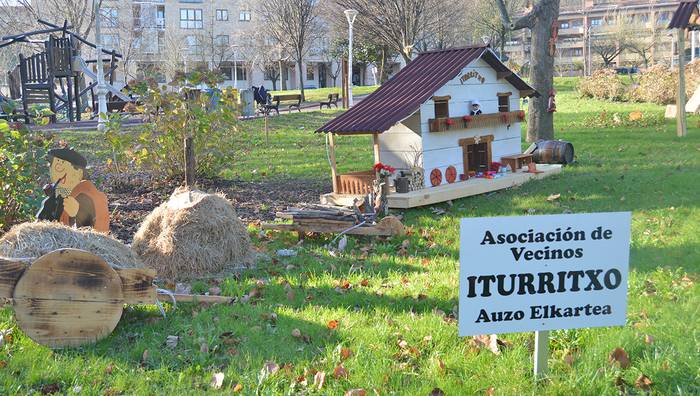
463;115;473;122
373;162;396;174
501;113;509;123
445;118;455;126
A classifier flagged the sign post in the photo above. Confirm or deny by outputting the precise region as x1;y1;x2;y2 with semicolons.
459;212;631;380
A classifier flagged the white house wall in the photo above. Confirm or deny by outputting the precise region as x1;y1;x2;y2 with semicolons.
377;112;422;172
418;57;523;188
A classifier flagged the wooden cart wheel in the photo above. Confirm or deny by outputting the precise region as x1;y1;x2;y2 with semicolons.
445;166;457;183
13;249;124;348
430;168;442;186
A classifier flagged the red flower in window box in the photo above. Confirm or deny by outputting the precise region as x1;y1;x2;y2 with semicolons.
501;113;509;123
517;110;525;121
445;118;455;126
462;115;473;122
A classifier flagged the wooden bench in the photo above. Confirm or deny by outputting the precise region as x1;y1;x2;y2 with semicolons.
500;153;533;172
319;93;339;109
269;94;302;114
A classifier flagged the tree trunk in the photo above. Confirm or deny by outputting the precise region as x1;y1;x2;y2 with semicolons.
297;59;305;101
280;61;287;90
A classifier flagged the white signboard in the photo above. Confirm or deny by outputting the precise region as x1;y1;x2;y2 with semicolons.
459;212;631;336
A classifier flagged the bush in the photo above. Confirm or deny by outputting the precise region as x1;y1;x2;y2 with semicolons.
629;65;677;105
0;117;53;231
107;70;241;180
577;69;626;101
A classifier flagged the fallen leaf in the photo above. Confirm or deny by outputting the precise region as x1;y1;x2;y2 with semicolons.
210;372;225;389
437;358;446;371
635;374;653;391
488;334;501;355
291;328;302;338
260;361;280;381
398;340;408;349
643;334;654;345
104;364;114;375
345;389;367;396
333;365;349;379
141;349;150;363
340;347;353;360
360;279;369;287
485;386;495;396
40;383;60;395
547;193;561;202
233;383;243;392
327;320;339;330
429;388;445;396
165;335;179;349
0;360;6;369
609;347;631;369
563;351;575;366
313;371;326;390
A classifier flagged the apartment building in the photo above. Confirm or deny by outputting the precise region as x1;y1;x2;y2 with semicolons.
86;0;384;90
503;0;682;76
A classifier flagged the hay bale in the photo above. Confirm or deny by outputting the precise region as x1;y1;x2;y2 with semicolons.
0;222;143;268
132;188;252;280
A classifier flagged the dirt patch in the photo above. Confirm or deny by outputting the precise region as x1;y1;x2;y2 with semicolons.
106;175;328;244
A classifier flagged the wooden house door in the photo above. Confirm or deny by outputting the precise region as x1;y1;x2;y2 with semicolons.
458;135;494;176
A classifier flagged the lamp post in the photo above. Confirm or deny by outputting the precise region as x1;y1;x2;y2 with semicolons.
344;9;358;107
93;0;108;131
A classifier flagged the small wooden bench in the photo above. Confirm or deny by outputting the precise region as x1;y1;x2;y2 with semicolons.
500;153;533;172
319;93;339;109
269;94;302;114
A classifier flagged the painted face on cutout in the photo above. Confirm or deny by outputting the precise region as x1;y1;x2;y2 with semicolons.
472;103;480;111
50;157;83;196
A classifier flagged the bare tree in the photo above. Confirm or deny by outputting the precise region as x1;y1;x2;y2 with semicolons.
589;12;634;68
258;0;320;100
335;0;435;63
497;0;560;142
417;0;470;51
468;0;524;59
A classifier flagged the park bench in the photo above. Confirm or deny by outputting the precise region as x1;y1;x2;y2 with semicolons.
319;93;340;109
269;94;302;115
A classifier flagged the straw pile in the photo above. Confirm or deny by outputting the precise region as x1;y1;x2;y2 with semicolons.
0;221;143;268
132;188;252;280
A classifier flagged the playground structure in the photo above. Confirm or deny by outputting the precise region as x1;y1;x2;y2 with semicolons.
0;19;131;123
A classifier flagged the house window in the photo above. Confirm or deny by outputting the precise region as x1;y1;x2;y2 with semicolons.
306;64;314;80
215;35;229;47
498;93;511;112
185;35;201;54
239;10;251;21
235;62;248;80
216;9;228;21
591;18;602;26
100;7;119;28
220;63;233;80
560;21;570;29
101;34;119;49
433;96;450;118
180;8;203;29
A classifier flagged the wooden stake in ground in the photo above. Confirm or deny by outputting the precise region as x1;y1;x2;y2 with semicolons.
184;136;195;187
264;112;269;145
677;28;688;137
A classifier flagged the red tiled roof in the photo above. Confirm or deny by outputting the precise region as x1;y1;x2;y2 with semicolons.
668;0;698;29
316;45;537;135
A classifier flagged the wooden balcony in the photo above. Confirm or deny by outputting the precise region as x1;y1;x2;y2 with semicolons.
335;170;375;195
428;111;525;133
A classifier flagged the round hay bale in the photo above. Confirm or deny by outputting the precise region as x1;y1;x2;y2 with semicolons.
0;222;143;268
131;188;252;280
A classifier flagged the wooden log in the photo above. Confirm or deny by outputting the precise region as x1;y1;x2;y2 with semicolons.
13;249;124;348
157;292;234;304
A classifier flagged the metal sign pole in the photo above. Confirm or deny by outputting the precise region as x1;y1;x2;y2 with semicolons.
533;330;549;380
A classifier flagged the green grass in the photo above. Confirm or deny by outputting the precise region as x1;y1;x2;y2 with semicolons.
271;85;379;103
1;79;699;395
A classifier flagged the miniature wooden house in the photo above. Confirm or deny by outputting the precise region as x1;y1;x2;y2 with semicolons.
317;45;561;208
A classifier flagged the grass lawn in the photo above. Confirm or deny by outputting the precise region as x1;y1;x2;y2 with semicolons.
1;79;699;395
270;85;379;103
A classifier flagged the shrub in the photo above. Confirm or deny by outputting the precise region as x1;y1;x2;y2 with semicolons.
107;70;241;180
0;116;53;231
577;69;626;101
629;65;676;105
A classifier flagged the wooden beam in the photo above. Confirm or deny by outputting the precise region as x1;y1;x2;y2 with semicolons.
431;95;451;102
497;71;513;79
677;28;688;137
497;91;513;97
373;133;381;164
328;133;339;193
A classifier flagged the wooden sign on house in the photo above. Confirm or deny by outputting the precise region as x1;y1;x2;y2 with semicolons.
316;45;562;209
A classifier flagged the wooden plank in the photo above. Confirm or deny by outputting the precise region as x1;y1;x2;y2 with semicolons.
328;133;338;193
431;95;451;102
115;268;156;305
388;164;562;209
13;249;123;348
0;258;31;298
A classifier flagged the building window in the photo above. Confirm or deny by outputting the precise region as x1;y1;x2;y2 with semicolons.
306;64;314;80
497;93;511;112
220;63;233;80
239;10;251;21
560;21;570;29
101;34;119;49
433;96;449;118
216;9;228;21
180;8;203;29
639;13;649;23
215;35;229;47
186;35;201;54
571;19;583;27
157;6;165;28
235;62;247;80
591;18;602;26
100;7;119;28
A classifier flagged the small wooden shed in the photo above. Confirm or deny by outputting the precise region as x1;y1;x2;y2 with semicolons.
317;45;562;208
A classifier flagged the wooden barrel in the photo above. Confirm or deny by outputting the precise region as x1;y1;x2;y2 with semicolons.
533;140;574;164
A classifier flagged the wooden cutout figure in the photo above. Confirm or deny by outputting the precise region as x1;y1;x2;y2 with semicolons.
36;148;109;232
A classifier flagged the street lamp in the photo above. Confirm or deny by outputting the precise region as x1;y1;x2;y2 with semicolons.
93;0;108;131
344;9;358;107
